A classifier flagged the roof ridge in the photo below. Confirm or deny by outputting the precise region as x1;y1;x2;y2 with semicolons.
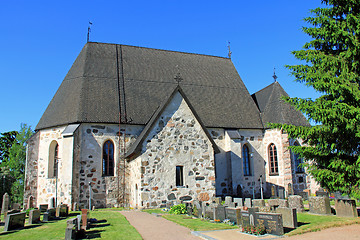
87;41;230;60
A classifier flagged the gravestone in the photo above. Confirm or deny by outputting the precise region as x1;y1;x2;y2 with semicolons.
1;192;9;215
244;198;252;208
4;212;26;232
225;207;240;224
258;206;272;213
228;202;236;208
213;205;226;221
186;204;193;216
11;203;21;210
43;208;57;222
271;185;278;198
65;218;76;240
278;188;285;199
252;199;265;207
335;199;358;217
276;207;298;228
4;209;20;220
27;195;34;209
288;195;304;212
56;204;69;217
268;199;288;210
316;190;329;197
333;191;351;200
288;183;293;196
224;196;232;206
193;201;202;218
39;204;48;212
49;197;55;208
233;198;243;208
81;209;89;230
240;209;284;235
213;197;222;205
309;196;331;215
298;191;308;201
29;209;41;224
72;202;78;211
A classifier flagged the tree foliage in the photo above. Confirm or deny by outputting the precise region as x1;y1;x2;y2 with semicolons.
0;124;33;203
271;0;360;198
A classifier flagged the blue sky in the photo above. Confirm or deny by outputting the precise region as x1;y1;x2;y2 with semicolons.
0;0;323;133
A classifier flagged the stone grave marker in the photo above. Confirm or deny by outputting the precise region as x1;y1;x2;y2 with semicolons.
213;205;226;221
72;202;78;211
315;190;329;197
256;212;284;235
1;192;9;215
193;201;202;218
224;196;232;206
201;202;208;218
309;196;331;215
288;195;304;212
39;204;48;212
49;197;55;208
271;185;278;198
279;188;285;199
335;199;358;217
276;207;298;228
252;199;265;207
11;203;21;210
233;198;243;208
268;199;288;210
43;208;56;222
4;212;26;232
81;209;89;230
27;195;34;209
29;209;41;224
4;209;20;220
244;198;252;208
186;204;193;216
56;204;69;217
225;207;240;224
288;183;293;196
213;197;222;205
258;206;272;213
333;191;351;200
298;191;308;201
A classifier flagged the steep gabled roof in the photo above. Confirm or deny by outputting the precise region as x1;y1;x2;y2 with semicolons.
36;42;263;130
251;81;310;127
125;86;220;159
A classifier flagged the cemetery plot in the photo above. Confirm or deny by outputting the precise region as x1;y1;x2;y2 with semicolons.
4;212;26;232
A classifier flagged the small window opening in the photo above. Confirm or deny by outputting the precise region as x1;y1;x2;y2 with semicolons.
176;166;184;186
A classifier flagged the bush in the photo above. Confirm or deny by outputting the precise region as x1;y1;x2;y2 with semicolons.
242;225;266;235
25;207;35;216
169;204;187;215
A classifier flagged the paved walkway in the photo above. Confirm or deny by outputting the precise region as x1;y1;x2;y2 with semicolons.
121;211;201;240
122;210;360;240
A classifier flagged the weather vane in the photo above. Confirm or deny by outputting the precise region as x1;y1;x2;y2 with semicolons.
87;21;93;42
174;65;183;85
272;67;278;82
227;41;232;59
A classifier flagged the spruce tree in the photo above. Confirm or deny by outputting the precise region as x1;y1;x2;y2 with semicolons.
272;0;360;198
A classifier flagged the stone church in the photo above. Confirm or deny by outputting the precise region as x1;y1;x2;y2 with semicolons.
24;42;319;209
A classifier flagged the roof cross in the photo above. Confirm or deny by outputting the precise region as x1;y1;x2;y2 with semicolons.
227;41;232;59
272;67;278;82
174;65;183;85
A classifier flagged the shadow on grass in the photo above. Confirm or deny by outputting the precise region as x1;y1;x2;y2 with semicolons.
283;222;309;234
84;229;104;239
0;223;43;236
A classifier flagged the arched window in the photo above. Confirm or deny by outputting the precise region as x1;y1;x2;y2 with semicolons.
48;141;59;178
268;143;279;175
293;142;304;173
243;145;251;176
103;140;114;176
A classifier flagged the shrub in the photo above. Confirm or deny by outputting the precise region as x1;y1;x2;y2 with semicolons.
242;225;266;235
169;204;187;214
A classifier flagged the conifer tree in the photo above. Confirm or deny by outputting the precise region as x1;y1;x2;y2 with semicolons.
272;0;360;198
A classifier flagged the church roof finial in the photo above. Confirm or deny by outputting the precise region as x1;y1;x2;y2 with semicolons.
272;67;278;82
227;41;232;59
87;21;93;42
174;65;183;85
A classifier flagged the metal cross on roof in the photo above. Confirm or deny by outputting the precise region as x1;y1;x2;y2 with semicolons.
227;41;232;59
272;67;278;82
174;65;183;85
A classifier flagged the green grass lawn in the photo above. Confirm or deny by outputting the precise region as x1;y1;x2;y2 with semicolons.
0;210;141;240
286;212;360;236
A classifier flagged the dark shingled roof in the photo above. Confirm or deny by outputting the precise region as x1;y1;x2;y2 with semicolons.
251;81;310;127
36;42;263;130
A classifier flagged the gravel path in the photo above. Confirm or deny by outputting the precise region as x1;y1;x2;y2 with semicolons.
121;211;201;240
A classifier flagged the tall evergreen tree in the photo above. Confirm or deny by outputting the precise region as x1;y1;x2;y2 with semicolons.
271;0;360;198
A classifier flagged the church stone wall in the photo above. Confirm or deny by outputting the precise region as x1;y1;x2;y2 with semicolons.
24;131;40;208
77;124;142;208
136;92;216;208
37;126;74;206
